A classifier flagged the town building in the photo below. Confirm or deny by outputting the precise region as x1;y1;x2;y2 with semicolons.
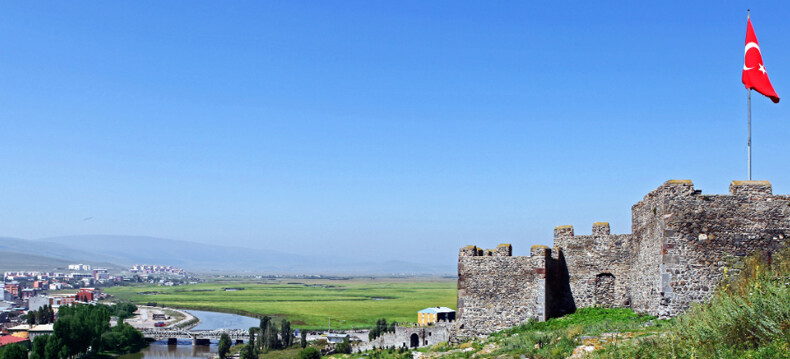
28;324;54;341
27;296;50;312
20;289;40;300
326;333;350;344
0;335;28;348
418;307;456;326
93;268;109;280
0;289;11;302
49;294;76;307
130;264;186;276
76;288;100;302
6;324;54;341
3;283;21;299
68;264;91;271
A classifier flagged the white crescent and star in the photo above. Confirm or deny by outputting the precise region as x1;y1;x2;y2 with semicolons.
743;41;765;73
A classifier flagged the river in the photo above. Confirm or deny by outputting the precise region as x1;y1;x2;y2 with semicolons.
187;310;260;331
119;309;259;359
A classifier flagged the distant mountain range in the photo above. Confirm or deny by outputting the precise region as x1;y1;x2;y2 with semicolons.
0;235;454;275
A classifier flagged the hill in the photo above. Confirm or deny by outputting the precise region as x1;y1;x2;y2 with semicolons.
0;251;72;272
0;235;454;275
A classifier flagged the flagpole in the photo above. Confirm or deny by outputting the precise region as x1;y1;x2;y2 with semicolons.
747;9;751;181
748;88;752;181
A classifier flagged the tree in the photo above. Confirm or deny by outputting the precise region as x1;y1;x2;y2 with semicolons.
218;333;231;359
255;327;264;351
119;324;146;352
369;318;393;341
44;334;62;359
336;337;352;354
248;327;257;357
30;334;49;359
259;315;271;351
301;330;308;349
298;347;321;359
261;324;271;350
0;344;28;359
378;319;387;335
259;316;270;332
44;305;55;323
267;322;280;349
238;344;253;359
100;331;124;352
280;319;291;348
43;303;144;357
110;302;137;322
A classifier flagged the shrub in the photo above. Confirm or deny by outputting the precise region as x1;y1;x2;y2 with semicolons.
298;347;321;359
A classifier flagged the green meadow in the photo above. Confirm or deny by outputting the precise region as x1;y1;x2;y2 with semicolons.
104;278;456;330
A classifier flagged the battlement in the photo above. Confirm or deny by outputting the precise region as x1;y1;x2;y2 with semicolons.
553;225;574;239
530;244;550;256
459;244;513;257
638;179;697;203
592;222;610;236
730;180;772;196
640;179;778;202
455;179;790;337
552;223;631;250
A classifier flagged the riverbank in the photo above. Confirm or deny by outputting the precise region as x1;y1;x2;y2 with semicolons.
126;306;200;330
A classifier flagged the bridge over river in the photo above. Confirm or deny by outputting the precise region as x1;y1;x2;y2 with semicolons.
140;328;250;346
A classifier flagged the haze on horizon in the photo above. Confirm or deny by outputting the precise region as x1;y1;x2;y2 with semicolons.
1;1;789;266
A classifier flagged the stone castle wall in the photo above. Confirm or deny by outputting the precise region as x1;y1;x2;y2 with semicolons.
455;244;547;337
554;224;634;310
456;180;790;337
642;180;790;317
356;323;451;351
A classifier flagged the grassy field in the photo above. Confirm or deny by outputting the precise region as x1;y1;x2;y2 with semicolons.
104;277;456;330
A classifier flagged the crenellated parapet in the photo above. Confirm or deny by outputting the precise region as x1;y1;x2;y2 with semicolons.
459;243;513;257
456;242;551;337
455;179;790;339
551;223;633;310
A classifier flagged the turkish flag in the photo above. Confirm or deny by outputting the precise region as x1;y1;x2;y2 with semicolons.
742;18;779;103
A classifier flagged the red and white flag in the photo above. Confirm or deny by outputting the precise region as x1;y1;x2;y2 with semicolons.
742;17;779;103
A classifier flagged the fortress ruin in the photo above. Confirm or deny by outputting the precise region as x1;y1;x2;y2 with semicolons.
455;180;790;337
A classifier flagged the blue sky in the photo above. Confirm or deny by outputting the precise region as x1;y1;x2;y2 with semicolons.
1;1;789;266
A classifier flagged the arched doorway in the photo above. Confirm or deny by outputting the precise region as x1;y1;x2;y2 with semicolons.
595;273;615;308
410;333;419;348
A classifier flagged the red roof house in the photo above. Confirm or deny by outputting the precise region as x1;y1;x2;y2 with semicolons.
0;335;29;347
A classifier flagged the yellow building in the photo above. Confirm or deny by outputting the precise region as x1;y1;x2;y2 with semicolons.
418;307;456;326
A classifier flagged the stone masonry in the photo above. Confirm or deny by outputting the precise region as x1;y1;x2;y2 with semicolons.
356;322;451;351
454;180;790;337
